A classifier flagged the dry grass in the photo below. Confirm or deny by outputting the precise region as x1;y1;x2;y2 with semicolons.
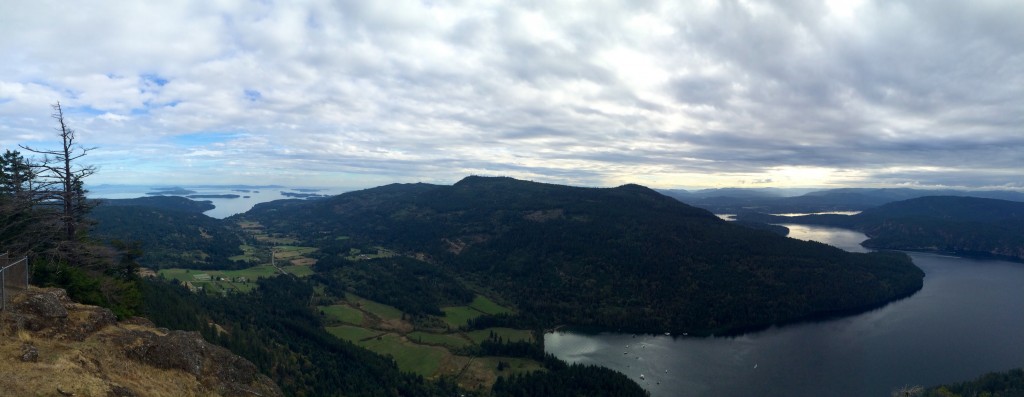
1;327;214;397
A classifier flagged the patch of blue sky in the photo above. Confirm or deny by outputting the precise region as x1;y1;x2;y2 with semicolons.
67;105;105;116
140;73;168;86
244;89;262;101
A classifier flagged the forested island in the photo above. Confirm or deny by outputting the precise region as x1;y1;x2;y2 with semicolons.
735;196;1024;261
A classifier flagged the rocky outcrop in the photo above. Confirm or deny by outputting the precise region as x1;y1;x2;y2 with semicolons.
115;330;280;396
0;287;282;397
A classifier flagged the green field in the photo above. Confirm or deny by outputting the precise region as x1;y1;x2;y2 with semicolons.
346;293;404;320
256;235;299;245
440;295;512;328
318;294;543;387
408;331;473;349
468;295;513;315
158;265;281;294
466;328;534;344
273;245;318;259
359;334;449;377
228;244;261;262
441;306;483;328
320;304;365;325
159;264;280;282
282;265;315;277
325;325;378;342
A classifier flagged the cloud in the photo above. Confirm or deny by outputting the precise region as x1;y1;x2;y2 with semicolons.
0;0;1021;190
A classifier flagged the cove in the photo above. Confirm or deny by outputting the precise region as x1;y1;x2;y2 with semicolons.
545;224;1024;397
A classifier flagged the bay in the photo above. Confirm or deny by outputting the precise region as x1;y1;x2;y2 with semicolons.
545;224;1024;397
88;185;351;218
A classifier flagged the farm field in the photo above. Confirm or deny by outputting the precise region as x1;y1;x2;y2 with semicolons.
319;304;365;325
441;294;515;327
346;293;404;321
158;264;280;293
408;331;473;349
319;292;542;390
228;244;261;262
359;334;450;377
326;325;379;342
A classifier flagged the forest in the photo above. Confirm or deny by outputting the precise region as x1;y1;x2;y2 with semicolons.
242;175;925;335
89;198;250;269
735;196;1024;261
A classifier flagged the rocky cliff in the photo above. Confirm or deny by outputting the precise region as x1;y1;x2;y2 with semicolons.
1;287;282;397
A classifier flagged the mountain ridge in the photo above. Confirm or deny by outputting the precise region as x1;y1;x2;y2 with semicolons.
242;176;924;335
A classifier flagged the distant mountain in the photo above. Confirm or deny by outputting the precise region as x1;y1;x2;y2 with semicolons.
90;203;247;269
241;176;923;335
736;196;1024;261
664;187;1024;214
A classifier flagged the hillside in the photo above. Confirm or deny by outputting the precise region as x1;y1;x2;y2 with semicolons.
89;203;248;270
241;176;924;335
0;287;281;397
736;196;1024;261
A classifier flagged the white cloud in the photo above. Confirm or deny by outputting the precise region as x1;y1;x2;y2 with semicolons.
0;0;1021;189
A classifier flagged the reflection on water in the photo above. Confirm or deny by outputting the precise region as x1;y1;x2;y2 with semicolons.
773;211;862;216
780;223;870;253
545;225;1024;397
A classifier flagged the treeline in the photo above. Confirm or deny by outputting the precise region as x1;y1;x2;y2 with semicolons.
924;367;1024;397
142;276;460;397
2;105;143;318
492;360;649;397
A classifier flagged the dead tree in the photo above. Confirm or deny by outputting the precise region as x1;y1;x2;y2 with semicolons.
19;102;97;261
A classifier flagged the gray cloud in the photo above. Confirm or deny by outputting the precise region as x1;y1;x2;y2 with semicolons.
0;0;1021;190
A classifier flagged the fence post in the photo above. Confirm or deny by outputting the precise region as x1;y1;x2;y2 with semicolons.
1;268;5;311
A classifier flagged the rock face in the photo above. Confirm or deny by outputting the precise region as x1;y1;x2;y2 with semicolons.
0;287;283;397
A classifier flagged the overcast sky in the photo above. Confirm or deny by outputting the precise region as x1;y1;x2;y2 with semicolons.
1;0;1021;190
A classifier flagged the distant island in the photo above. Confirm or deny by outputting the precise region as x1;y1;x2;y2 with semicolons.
280;191;326;198
187;194;241;199
146;187;197;195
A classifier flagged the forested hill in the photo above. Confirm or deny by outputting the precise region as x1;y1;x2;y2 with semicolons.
94;195;215;213
242;176;923;335
90;200;247;269
736;196;1024;261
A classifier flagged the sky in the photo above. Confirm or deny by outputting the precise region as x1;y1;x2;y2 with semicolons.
1;0;1022;191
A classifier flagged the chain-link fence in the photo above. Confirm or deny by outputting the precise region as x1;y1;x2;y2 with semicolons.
1;253;30;311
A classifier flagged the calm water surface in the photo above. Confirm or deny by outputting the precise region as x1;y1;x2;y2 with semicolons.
90;185;350;218
545;224;1024;397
